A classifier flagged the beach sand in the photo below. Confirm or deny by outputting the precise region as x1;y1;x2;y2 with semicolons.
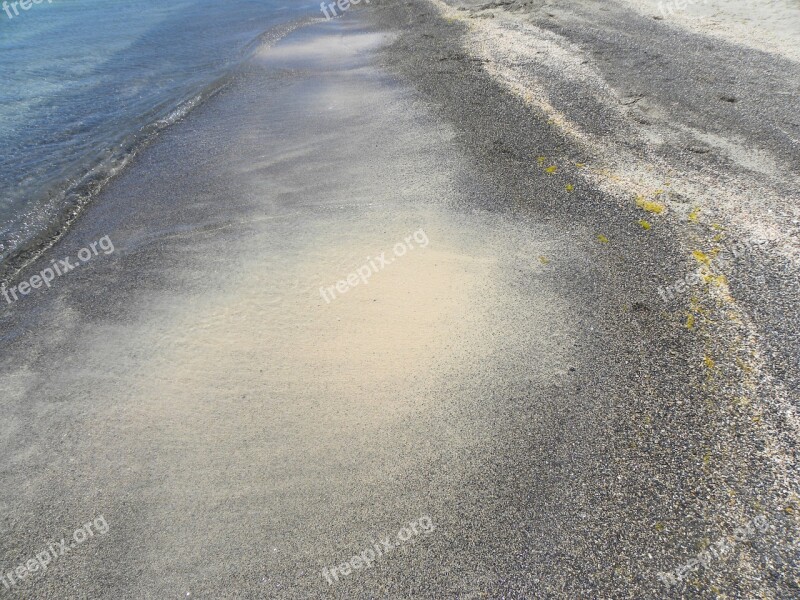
621;0;800;63
0;17;591;598
0;2;797;598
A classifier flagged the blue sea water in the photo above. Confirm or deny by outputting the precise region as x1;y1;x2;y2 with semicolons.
0;0;312;269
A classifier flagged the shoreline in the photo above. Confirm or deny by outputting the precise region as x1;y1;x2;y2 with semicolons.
0;15;316;288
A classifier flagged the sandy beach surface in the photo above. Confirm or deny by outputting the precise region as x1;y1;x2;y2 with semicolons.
620;0;800;62
0;1;798;598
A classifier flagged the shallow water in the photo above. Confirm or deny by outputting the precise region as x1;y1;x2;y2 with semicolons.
0;0;311;267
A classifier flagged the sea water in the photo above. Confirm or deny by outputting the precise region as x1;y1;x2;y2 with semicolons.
0;0;311;269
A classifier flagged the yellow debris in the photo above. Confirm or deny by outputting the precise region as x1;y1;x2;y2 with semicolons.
538;256;550;265
545;166;557;174
536;156;546;164
692;250;711;266
686;313;695;330
688;207;701;223
635;195;665;214
565;183;574;192
704;354;715;370
638;219;651;230
597;234;609;243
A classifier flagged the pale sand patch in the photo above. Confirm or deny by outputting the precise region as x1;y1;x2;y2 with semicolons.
100;204;568;434
621;0;800;63
51;206;572;583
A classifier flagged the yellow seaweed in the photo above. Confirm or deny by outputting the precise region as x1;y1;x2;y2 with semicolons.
692;250;711;266
635;195;665;214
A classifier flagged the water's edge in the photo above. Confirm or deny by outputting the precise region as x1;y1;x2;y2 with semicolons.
0;15;319;287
